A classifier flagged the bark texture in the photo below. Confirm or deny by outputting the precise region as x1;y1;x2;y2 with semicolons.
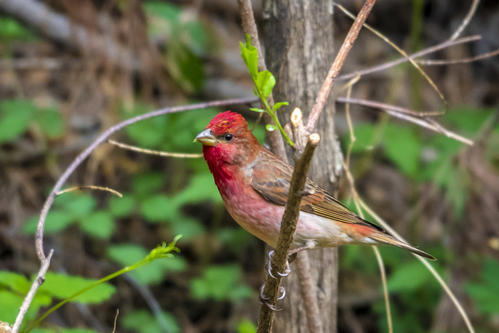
262;1;342;332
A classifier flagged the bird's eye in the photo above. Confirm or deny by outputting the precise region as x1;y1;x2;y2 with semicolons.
224;134;233;141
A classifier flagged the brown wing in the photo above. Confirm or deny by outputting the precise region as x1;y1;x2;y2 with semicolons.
250;149;383;231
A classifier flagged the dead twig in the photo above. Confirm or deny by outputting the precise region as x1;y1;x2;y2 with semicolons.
450;0;480;41
56;185;123;197
337;35;481;81
336;97;473;146
418;49;499;66
107;139;202;158
12;96;257;333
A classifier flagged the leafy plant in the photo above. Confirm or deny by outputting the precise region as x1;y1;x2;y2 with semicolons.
465;258;499;315
190;265;253;302
239;35;292;146
123;309;179;333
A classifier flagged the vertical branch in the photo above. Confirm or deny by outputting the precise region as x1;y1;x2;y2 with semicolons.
257;134;321;333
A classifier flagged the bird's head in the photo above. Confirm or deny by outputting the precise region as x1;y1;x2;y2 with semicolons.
195;111;259;167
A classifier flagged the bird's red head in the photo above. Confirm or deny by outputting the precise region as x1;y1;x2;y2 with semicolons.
195;111;260;181
206;111;250;137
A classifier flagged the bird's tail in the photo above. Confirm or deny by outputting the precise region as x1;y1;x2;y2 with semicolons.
369;232;436;260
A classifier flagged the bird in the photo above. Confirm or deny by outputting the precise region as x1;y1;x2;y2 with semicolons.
194;111;434;260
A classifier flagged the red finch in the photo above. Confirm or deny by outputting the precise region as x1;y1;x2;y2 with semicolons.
195;111;434;260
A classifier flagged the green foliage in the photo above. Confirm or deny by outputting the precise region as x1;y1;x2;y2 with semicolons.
0;99;65;144
387;261;433;292
190;265;253;302
123;309;179;333
144;1;211;92
39;273;115;304
0;17;36;41
465;258;499;315
0;99;36;143
34;108;65;138
107;243;186;285
237;319;257;333
79;211;115;239
123;103;168;148
239;35;293;146
383;124;422;178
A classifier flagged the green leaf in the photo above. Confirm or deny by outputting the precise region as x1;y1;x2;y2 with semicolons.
237;319;257;333
383;124;422;178
172;172;222;206
59;194;96;219
0;99;36;143
23;210;73;235
123;309;180;333
272;101;289;112
108;195;134;218
107;244;185;285
35;108;64;138
445;107;494;134
465;258;499;315
249;107;264;113
123;103;167;148
79;211;115;239
39;272;115;304
346;123;379;153
239;34;259;80
218;228;254;254
132;172;165;197
140;194;176;222
387;261;432;292
166;41;204;93
0;17;36;40
169;215;205;240
0;271;30;293
190;265;253;302
265;124;276;132
255;70;276;99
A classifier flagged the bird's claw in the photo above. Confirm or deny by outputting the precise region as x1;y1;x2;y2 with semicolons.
266;250;291;279
259;285;286;310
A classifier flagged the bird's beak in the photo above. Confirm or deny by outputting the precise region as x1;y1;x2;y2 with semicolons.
194;129;217;146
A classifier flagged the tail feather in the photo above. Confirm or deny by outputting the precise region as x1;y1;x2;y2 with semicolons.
369;232;436;260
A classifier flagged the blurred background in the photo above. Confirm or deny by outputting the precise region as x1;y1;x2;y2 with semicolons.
0;0;497;332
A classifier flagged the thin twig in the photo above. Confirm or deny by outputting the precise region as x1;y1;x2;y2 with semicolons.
257;134;320;333
112;309;119;333
12;96;257;333
337;35;481;81
450;0;480;41
358;200;475;333
108;139;202;158
56;185;123;197
12;250;54;332
334;3;446;105
306;0;377;133
337;97;444;117
336;97;473;146
418;49;499;65
295;252;323;333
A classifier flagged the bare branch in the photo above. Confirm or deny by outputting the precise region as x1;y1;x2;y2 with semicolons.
108;140;202;158
450;0;480;41
12;97;257;333
418;49;499;66
56;185;123;197
306;0;377;133
337;97;444;117
257;134;320;333
336;97;473;146
12;250;54;333
337;35;481;81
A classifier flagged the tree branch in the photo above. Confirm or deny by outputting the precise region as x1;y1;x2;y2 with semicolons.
257;134;320;333
450;0;480;41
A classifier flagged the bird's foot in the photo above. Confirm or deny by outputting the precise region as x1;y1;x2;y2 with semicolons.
266;250;291;279
259;285;285;311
